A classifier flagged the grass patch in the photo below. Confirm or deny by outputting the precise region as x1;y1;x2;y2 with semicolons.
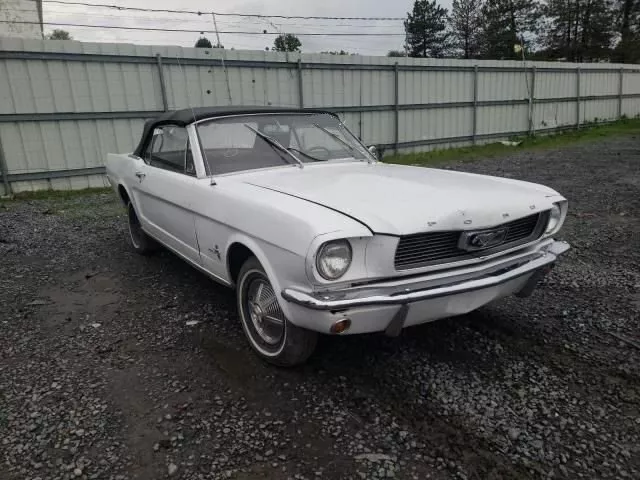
61;201;124;219
1;187;112;203
384;118;640;167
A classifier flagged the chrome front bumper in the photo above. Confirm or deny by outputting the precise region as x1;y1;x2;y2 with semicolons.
282;240;570;311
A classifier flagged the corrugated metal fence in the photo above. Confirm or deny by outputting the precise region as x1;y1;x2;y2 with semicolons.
1;36;640;194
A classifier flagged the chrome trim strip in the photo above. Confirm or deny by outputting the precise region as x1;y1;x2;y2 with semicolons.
282;241;569;310
340;239;554;292
193;111;376;179
191;111;337;126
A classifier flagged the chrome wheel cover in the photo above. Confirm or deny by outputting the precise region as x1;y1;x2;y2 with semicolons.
245;275;285;346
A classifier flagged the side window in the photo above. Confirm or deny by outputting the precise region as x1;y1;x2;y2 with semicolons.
144;126;193;175
185;141;195;176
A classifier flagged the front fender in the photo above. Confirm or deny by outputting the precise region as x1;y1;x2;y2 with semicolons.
224;233;306;323
106;153;142;210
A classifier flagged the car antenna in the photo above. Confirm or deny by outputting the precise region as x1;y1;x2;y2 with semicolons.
175;51;216;185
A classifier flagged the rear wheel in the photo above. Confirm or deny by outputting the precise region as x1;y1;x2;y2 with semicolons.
237;257;317;366
127;202;155;255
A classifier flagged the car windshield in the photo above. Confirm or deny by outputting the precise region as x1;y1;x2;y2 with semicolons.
196;113;373;175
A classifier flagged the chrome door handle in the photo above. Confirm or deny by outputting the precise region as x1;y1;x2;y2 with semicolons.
135;172;146;181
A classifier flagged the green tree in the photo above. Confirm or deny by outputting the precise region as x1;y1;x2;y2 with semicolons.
273;33;302;52
404;0;453;57
451;0;484;58
543;0;615;62
479;0;541;59
612;0;640;62
321;50;352;55
387;49;406;56
47;29;72;40
195;37;213;48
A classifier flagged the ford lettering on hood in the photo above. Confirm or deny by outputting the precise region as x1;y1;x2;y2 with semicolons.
240;162;564;235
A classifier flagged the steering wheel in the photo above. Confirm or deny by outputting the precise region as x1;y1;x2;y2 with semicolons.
223;148;239;158
305;146;331;160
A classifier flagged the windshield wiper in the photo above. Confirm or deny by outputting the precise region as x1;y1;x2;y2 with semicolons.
311;123;357;156
286;147;326;162
244;124;304;169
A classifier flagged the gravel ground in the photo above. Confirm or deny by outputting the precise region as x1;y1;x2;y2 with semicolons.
1;135;639;480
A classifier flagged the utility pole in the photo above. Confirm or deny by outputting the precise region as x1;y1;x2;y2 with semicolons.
211;13;233;104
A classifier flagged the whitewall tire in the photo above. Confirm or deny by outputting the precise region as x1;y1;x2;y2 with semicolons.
127;202;156;255
237;257;317;366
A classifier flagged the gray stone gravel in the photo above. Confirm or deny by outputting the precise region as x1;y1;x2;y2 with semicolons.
1;135;639;479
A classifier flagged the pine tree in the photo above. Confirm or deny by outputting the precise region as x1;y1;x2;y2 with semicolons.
581;0;616;60
543;0;615;62
612;0;640;62
404;0;453;57
451;0;484;58
480;0;541;59
542;1;575;59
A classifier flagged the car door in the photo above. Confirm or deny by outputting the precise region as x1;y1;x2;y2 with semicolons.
192;120;262;281
132;125;201;264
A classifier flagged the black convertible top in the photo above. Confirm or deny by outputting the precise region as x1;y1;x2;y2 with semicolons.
133;106;334;157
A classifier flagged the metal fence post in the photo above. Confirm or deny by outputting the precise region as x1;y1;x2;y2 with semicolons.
297;59;304;108
156;53;168;112
619;67;624;119
576;67;581;128
0;137;11;196
394;62;399;154
528;66;536;136
472;65;478;145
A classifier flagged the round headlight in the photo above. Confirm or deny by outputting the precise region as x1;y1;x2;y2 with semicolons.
316;240;352;280
546;203;562;234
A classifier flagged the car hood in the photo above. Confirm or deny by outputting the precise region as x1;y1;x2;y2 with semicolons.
238;162;563;235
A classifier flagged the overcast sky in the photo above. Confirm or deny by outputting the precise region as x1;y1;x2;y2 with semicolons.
39;0;454;55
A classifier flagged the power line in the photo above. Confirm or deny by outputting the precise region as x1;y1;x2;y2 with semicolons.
10;8;403;29
2;20;406;36
30;28;401;54
33;14;402;30
41;31;268;50
39;28;394;53
35;31;389;54
23;15;401;53
27;0;405;21
9;3;404;53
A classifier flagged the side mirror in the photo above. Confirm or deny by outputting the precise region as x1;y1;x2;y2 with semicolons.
368;145;378;160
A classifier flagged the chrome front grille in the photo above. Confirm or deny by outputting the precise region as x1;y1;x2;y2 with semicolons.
504;214;541;243
394;212;549;271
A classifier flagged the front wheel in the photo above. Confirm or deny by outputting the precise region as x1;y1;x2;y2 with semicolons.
237;257;317;366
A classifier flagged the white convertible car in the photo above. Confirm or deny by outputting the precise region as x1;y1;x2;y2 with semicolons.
106;107;570;366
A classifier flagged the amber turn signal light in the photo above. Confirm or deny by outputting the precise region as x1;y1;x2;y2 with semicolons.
330;319;351;334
